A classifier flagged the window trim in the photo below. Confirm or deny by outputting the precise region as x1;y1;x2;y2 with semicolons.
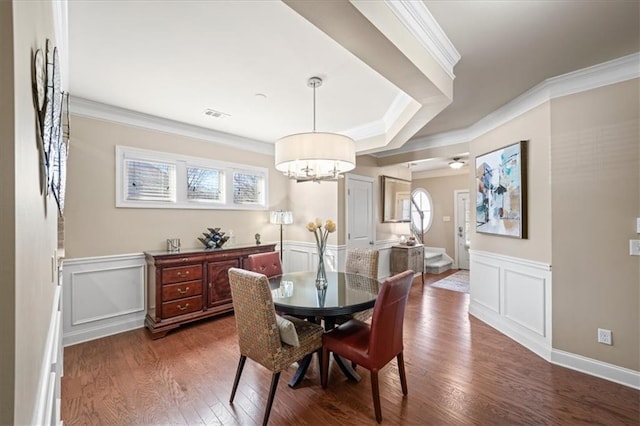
116;145;269;210
410;187;433;234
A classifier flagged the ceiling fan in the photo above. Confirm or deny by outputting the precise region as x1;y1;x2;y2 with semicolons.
448;158;465;169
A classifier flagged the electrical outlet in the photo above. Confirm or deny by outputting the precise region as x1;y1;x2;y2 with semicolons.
630;240;640;256
597;328;612;345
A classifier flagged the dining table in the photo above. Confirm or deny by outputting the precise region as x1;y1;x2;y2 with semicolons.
269;270;381;387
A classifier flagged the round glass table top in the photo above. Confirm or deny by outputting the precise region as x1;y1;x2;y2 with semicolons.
269;271;380;317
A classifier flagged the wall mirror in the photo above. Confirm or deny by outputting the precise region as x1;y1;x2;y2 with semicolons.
381;175;411;223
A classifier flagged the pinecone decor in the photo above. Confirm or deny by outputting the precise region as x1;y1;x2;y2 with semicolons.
198;227;230;249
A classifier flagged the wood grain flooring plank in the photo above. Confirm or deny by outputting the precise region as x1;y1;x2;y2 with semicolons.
61;271;639;425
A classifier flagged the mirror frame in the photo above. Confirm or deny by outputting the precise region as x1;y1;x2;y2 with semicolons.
381;175;412;223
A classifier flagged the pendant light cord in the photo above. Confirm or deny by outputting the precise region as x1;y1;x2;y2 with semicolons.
312;82;316;132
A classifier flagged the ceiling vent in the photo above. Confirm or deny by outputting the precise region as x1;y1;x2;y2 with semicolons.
203;108;230;119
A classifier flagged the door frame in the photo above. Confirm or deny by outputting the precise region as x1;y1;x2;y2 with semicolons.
453;189;470;269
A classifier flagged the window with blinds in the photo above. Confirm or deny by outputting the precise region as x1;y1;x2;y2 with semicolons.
125;159;176;202
233;171;264;205
187;166;223;201
116;146;268;210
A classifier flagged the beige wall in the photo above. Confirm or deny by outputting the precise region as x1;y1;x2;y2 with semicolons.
65;116;291;257
0;1;15;421
347;155;412;243
550;79;639;370
469;103;552;264
8;1;60;423
412;173;469;256
286;179;339;245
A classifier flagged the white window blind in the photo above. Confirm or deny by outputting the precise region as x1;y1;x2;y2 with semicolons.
125;159;176;202
233;171;264;205
187;166;223;201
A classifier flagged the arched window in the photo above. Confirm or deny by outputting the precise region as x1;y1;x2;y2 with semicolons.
410;188;433;235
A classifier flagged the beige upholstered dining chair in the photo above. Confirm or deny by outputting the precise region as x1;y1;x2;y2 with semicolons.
321;270;415;423
227;268;323;425
345;248;379;321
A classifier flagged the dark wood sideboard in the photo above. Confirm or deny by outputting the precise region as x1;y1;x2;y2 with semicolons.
144;243;276;338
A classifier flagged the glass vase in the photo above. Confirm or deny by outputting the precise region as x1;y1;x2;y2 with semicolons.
316;245;327;289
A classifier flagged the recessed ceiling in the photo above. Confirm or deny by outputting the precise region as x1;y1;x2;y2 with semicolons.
67;0;639;168
69;1;400;143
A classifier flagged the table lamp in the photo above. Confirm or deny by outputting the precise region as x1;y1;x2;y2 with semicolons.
270;210;293;260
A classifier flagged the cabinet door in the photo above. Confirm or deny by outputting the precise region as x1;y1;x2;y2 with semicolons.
410;248;420;273
207;259;239;308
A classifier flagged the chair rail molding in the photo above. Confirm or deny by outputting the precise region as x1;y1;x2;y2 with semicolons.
62;253;146;346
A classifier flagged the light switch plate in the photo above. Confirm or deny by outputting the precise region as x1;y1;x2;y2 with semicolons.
636;217;640;233
630;240;640;256
443;216;451;222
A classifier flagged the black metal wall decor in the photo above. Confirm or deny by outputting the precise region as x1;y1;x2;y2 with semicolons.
32;38;69;215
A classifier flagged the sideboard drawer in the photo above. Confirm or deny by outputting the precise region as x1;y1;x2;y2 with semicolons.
162;264;202;284
162;280;202;302
162;295;203;318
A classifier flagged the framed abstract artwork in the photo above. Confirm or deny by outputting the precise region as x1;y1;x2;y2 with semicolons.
475;140;528;238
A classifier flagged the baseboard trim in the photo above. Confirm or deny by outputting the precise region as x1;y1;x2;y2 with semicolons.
63;315;145;347
551;349;640;390
469;301;551;361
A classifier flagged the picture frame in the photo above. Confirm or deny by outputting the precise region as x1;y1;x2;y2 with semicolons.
381;175;411;223
475;140;528;238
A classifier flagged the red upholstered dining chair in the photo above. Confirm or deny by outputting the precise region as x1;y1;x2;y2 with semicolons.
321;270;415;423
246;251;283;278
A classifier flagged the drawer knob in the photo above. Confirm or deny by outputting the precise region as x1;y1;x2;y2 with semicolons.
181;258;189;262
176;303;189;311
176;271;190;277
177;287;189;295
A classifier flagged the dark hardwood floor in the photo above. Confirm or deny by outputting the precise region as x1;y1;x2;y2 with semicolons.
61;270;640;425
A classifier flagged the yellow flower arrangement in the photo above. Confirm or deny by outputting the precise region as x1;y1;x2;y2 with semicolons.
307;218;335;287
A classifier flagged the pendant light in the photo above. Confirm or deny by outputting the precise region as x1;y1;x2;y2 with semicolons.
275;77;356;182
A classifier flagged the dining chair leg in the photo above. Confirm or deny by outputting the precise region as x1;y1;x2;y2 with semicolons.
229;355;246;403
316;348;323;377
370;369;382;423
321;347;330;388
263;372;281;426
397;352;408;395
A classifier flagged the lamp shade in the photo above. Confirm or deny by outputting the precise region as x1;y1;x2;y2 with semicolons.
275;132;355;181
270;210;293;225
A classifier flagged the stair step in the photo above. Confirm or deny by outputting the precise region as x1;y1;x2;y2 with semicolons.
426;259;451;267
426;259;452;274
424;252;443;261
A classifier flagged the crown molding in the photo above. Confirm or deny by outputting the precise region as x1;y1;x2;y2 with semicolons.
412;165;468;180
52;0;69;91
343;92;413;140
69;97;275;155
384;0;461;79
378;52;640;157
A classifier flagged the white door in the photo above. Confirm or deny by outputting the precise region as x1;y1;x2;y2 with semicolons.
346;174;375;249
455;190;470;269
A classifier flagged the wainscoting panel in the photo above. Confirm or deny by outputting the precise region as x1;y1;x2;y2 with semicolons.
70;265;144;325
503;269;546;336
62;254;146;346
32;281;63;426
470;260;501;314
469;250;552;360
